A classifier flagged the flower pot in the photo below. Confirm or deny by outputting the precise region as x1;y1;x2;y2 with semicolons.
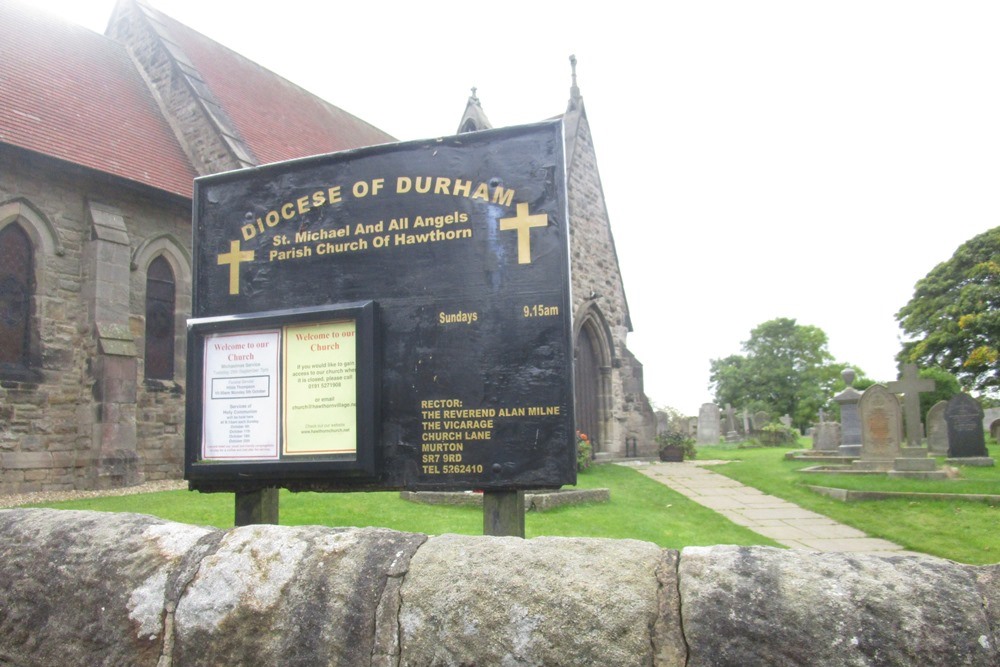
658;445;684;462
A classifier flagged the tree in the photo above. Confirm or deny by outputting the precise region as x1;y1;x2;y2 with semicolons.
709;318;857;430
916;366;961;424
896;226;1000;395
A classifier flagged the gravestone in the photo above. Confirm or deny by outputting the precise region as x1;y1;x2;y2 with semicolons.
753;411;770;431
887;363;935;448
945;394;989;459
779;414;793;429
855;384;902;470
724;404;739;442
742;409;751;437
812;422;841;452
696;403;721;444
926;400;949;455
884;364;945;477
834;368;863;457
983;407;1000;437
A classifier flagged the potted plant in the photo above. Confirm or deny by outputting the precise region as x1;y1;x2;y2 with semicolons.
656;431;695;462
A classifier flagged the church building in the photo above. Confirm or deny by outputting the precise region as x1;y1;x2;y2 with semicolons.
0;0;654;494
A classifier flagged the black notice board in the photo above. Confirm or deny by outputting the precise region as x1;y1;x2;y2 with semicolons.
187;121;574;491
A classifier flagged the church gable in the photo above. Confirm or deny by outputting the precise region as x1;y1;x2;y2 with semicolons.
565;108;633;335
107;0;396;178
0;1;196;198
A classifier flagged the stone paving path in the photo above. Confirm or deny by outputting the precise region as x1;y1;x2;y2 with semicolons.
628;460;935;557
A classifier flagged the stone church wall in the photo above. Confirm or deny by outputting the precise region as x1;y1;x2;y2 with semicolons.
567;116;655;455
0;147;190;493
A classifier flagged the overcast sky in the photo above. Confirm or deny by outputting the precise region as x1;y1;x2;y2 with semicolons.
33;0;1000;415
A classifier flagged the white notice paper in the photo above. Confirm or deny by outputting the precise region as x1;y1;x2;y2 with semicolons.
202;330;280;460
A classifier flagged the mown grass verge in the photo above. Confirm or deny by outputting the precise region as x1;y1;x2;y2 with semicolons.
24;463;780;550
698;441;1000;564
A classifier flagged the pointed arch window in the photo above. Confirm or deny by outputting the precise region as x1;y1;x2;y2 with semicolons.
144;256;175;380
0;223;33;367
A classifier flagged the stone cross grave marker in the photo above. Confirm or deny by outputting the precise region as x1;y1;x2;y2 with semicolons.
887;363;935;448
925;400;949;455
858;384;903;468
697;403;721;444
944;393;988;458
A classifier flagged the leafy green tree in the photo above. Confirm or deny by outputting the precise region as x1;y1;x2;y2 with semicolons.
709;318;859;430
916;366;961;424
896;226;1000;394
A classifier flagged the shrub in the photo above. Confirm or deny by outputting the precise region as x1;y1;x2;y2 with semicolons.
758;423;798;446
655;431;697;460
576;431;592;472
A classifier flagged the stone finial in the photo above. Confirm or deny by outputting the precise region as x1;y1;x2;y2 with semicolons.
842;367;856;387
569;54;581;109
469;86;479;104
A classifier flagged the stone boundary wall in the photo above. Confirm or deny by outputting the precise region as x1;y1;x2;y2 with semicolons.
1;509;997;666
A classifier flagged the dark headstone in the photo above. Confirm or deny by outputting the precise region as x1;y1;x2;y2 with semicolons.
945;394;988;458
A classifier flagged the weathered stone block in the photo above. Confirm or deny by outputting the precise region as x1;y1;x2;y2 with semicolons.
0;509;215;667
399;534;684;666
172;524;427;666
679;545;995;666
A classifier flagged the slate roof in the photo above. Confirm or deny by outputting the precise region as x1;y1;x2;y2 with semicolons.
0;0;197;198
0;0;396;199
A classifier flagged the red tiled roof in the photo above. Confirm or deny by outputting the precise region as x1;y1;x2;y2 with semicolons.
0;1;197;198
155;7;395;166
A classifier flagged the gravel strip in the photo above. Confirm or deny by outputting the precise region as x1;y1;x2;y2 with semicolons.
0;479;188;508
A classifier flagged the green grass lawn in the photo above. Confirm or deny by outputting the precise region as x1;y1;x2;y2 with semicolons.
697;441;1000;564
26;441;1000;563
26;463;779;550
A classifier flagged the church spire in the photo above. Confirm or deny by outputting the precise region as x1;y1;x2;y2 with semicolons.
457;86;492;134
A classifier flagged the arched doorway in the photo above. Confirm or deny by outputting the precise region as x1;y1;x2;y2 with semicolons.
574;306;614;455
575;325;601;450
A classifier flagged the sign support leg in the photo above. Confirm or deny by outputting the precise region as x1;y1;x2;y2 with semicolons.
235;488;279;526
483;490;525;537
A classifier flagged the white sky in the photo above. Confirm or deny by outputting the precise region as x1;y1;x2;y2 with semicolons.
32;0;1000;415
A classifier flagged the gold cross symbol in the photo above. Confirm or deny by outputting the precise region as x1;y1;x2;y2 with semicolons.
217;240;254;295
499;203;547;264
